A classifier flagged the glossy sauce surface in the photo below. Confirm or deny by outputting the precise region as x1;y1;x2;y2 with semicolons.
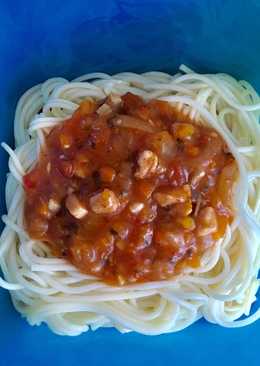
24;93;237;285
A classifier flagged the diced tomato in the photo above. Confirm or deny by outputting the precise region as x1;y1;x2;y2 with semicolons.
121;92;144;113
23;174;36;190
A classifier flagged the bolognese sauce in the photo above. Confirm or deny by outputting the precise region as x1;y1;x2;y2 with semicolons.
24;93;237;285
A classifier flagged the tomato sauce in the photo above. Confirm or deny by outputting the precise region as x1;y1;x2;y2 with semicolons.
24;93;237;285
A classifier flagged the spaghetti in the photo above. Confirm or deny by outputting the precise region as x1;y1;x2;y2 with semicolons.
0;65;259;335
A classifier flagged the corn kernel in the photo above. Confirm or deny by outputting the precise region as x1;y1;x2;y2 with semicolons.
173;123;195;139
79;98;96;116
177;216;196;230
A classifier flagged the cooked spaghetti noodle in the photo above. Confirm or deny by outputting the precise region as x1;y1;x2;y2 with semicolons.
0;65;259;335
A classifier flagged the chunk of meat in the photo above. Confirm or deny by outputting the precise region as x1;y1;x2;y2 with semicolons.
135;150;158;179
154;185;191;207
48;198;60;214
197;207;217;236
66;194;88;219
129;202;144;214
90;189;120;214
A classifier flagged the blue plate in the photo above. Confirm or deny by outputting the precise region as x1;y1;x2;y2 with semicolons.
0;1;259;365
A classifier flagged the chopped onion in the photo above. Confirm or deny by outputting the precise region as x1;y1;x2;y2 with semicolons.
111;115;157;133
149;131;176;160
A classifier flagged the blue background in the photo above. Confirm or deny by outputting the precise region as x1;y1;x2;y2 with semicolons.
0;0;259;365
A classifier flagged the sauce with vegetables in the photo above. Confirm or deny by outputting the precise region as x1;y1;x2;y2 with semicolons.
24;93;237;285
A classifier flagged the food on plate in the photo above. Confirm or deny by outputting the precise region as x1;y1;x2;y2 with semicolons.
0;66;259;335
